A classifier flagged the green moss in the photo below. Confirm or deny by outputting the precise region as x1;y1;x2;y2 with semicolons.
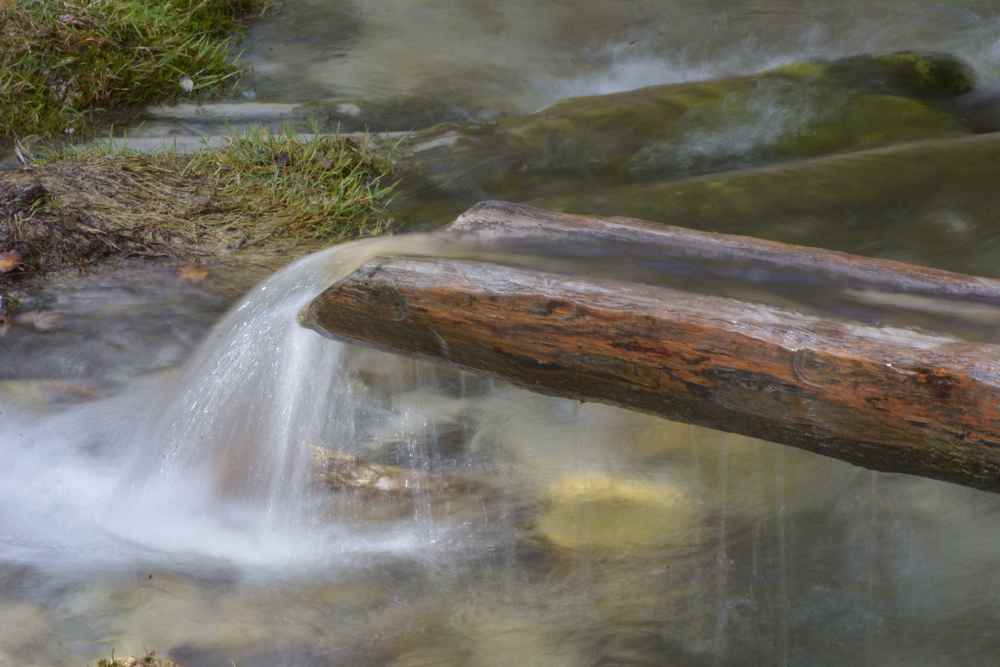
765;61;828;80
821;51;976;99
402;50;978;209
0;0;269;142
772;94;964;158
534;134;1000;275
875;51;976;97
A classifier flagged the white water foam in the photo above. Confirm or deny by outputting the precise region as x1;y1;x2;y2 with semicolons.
0;235;459;575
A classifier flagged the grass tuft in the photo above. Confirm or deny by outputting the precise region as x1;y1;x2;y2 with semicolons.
0;0;270;142
1;130;397;278
185;128;397;240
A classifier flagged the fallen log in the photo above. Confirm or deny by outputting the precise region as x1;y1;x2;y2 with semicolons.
304;203;1000;492
447;201;1000;304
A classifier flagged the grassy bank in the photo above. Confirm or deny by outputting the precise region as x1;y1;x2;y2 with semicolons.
0;0;269;142
0;131;396;279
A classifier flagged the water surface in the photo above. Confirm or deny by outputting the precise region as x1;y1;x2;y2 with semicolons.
5;1;1000;665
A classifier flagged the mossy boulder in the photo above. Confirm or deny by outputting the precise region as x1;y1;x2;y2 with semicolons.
868;51;975;98
535;474;700;555
394;51;976;224
535;133;1000;277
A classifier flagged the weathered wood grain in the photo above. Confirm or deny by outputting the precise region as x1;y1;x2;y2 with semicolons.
304;203;1000;491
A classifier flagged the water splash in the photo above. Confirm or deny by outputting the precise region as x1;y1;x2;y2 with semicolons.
0;234;464;573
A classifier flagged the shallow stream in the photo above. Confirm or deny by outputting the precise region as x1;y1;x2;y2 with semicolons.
5;2;1000;666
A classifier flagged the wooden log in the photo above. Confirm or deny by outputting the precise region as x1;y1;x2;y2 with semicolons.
446;201;1000;303
304;204;1000;492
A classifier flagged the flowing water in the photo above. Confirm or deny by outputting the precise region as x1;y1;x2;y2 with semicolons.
240;0;1000;115
6;2;1000;666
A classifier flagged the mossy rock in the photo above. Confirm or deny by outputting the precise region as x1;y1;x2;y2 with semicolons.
535;474;700;554
395;51;976;224
873;51;975;98
535;133;1000;277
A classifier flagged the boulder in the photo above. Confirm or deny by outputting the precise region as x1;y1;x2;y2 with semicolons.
393;52;977;224
311;447;494;522
536;133;1000;277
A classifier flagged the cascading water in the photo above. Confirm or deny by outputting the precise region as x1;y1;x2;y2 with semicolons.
7;1;1000;662
117;244;365;533
0;234;476;573
6;232;1000;664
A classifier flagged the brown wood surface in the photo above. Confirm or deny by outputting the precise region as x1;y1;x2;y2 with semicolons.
304;203;1000;492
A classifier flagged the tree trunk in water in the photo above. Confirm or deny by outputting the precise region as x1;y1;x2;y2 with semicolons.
304;202;1000;493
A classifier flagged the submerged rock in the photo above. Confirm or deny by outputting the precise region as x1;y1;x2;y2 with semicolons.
535;474;700;554
312;447;484;496
535;132;1000;277
311;447;494;521
393;51;977;224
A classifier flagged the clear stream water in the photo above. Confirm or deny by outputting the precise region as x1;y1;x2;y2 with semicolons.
5;2;1000;666
241;0;1000;112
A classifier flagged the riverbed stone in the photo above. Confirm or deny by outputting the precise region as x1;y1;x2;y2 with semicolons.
535;474;700;554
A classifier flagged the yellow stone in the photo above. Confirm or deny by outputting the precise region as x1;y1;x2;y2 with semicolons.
537;474;699;553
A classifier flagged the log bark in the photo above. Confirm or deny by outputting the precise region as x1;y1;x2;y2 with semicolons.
304;203;1000;492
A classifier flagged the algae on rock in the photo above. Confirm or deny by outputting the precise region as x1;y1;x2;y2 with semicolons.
534;133;1000;277
392;51;978;225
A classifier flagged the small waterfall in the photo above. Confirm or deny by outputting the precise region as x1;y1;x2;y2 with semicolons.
119;247;354;531
116;234;463;532
0;233;469;571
